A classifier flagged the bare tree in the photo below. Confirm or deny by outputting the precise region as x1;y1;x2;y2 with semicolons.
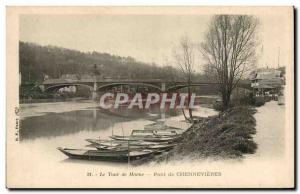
201;15;259;110
173;36;195;121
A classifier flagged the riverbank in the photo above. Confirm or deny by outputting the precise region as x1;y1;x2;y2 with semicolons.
19;100;99;119
20;97;89;104
251;101;285;158
162;105;257;161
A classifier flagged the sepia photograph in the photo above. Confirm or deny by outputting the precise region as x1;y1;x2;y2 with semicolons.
6;6;294;188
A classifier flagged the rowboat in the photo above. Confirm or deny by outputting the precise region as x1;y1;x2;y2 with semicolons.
85;139;160;146
144;122;168;130
132;129;179;136
109;134;181;142
57;147;155;162
91;142;177;152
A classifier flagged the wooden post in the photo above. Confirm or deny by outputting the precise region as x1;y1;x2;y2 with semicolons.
127;138;130;166
121;123;124;139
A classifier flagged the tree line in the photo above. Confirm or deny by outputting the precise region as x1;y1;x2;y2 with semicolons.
19;41;205;84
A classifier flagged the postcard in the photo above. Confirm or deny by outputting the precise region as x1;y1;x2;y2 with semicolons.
6;6;294;188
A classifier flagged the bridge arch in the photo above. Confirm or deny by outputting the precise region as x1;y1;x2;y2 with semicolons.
167;83;220;92
167;82;251;92
44;83;93;92
97;82;162;92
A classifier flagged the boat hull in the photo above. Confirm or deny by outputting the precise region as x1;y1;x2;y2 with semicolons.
110;135;181;142
58;147;154;162
93;143;176;152
86;139;160;146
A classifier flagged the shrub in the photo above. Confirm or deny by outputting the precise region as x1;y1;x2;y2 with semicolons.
213;92;265;110
168;106;257;160
254;96;265;107
233;139;257;154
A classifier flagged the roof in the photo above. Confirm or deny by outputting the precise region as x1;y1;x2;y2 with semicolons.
251;68;282;80
252;84;275;89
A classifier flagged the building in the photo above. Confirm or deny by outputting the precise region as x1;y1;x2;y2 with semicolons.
250;67;284;97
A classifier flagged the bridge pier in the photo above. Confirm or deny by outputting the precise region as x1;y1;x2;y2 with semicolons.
92;82;98;100
161;82;166;92
39;85;45;92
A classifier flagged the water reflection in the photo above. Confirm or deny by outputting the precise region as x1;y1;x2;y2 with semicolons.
20;105;180;141
16;100;218;172
21;110;114;141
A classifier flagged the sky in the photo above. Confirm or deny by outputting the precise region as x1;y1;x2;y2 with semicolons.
20;13;293;70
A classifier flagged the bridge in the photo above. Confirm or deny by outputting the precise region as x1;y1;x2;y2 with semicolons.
40;77;251;100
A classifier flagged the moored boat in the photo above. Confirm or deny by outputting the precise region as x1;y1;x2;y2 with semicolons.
92;142;177;152
109;134;181;142
132;129;178;136
85;139;160;146
144;122;168;130
57;147;155;162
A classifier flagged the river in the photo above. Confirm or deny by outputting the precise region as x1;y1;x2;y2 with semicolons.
19;99;218;165
13;100;290;188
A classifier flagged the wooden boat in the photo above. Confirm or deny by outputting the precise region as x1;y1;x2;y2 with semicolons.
144;122;168;130
85;139;160;146
109;134;181;142
57;147;155;162
91;142;177;152
144;121;184;129
132;129;178;136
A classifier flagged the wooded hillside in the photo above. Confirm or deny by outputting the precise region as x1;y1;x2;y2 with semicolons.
20;42;186;84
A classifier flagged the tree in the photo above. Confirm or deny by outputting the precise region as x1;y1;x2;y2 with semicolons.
201;15;259;110
173;36;195;121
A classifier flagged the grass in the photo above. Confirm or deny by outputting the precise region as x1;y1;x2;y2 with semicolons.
163;106;257;160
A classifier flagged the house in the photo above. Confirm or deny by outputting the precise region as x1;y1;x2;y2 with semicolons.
250;67;284;97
